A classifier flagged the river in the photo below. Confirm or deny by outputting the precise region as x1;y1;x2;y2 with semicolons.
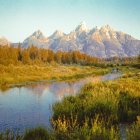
0;73;121;132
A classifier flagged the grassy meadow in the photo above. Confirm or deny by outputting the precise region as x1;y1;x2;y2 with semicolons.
0;64;109;89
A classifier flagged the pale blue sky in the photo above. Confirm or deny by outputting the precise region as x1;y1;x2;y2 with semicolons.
0;0;140;42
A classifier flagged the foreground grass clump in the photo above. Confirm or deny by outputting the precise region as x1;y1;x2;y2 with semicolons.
0;129;22;140
0;117;120;140
53;77;140;124
52;116;120;140
127;116;140;140
52;71;140;139
23;127;50;140
0;64;108;89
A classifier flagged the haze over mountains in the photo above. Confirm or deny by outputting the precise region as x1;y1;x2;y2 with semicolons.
0;22;140;58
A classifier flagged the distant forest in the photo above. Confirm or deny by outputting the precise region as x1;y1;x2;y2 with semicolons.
0;45;139;66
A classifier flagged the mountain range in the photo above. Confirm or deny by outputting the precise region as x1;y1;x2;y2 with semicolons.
0;22;140;58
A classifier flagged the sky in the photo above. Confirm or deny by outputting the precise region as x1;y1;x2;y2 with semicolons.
0;0;140;42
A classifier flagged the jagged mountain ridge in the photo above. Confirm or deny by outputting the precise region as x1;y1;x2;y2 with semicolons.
1;22;140;58
21;22;140;58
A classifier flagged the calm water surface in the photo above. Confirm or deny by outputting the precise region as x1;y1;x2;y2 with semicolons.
0;73;121;132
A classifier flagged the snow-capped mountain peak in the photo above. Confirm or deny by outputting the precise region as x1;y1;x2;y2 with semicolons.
89;26;99;35
31;30;45;40
49;30;65;39
100;25;114;32
75;21;88;32
22;30;48;48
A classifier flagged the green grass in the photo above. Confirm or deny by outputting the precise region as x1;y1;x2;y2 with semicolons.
0;129;22;140
126;116;140;140
52;77;140;124
23;127;50;140
51;66;140;139
0;118;120;140
51;115;120;140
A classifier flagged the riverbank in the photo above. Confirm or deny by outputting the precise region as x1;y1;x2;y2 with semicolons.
0;67;139;140
0;64;109;89
51;66;140;140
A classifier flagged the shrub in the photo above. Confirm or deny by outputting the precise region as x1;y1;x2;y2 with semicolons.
23;127;50;140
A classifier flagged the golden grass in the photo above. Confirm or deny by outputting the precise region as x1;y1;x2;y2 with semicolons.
0;64;109;89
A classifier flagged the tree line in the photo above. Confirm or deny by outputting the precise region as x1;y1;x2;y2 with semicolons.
0;45;99;65
0;45;139;66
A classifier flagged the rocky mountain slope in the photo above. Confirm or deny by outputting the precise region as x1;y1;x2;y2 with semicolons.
1;22;140;58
